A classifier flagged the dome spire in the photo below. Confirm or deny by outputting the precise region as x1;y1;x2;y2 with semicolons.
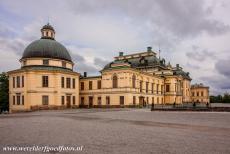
41;23;55;40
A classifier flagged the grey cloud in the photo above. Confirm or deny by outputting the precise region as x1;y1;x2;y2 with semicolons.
94;57;109;68
68;0;229;38
215;57;230;78
0;39;25;56
186;49;215;61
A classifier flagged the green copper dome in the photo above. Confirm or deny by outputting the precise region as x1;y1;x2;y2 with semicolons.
22;38;72;62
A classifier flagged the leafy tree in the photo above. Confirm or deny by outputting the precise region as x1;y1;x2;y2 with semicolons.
0;72;9;112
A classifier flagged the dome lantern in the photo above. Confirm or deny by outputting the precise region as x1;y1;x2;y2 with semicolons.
41;23;55;40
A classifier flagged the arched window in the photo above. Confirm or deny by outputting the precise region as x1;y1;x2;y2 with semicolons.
132;75;136;88
112;75;118;88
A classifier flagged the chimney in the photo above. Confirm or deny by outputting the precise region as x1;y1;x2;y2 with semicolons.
83;72;87;77
119;52;124;56
147;46;152;52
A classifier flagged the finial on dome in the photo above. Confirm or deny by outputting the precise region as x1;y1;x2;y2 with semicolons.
41;23;55;40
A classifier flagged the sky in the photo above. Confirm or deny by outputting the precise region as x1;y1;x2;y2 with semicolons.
0;0;230;95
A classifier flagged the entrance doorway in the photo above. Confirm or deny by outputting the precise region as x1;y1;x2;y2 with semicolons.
89;96;93;108
66;95;71;108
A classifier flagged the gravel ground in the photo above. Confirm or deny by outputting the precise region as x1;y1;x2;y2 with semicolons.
0;108;230;154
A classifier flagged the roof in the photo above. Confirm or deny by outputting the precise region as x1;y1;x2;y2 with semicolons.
21;38;72;62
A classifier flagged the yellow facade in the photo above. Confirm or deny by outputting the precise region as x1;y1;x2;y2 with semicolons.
191;84;209;103
8;24;209;112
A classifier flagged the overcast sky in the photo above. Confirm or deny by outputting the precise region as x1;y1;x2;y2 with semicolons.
0;0;230;95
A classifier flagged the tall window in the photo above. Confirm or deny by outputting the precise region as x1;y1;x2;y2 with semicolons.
120;96;124;105
17;95;20;105
98;97;102;105
106;96;110;105
201;91;204;96
72;78;75;89
166;85;170;92
42;76;48;87
151;83;154;94
133;96;136;105
80;82;84;90
146;82;149;93
132;75;136;88
97;80;101;89
13;77;15;88
42;95;49;105
140;81;143;92
72;96;75;105
89;81;93;90
152;97;154;104
61;96;65;105
13;96;15;105
112;75;118;88
43;59;49;65
66;78;71;88
22;95;24;105
16;76;20;88
61;77;65;88
197;92;199;96
156;84;159;94
22;76;24;87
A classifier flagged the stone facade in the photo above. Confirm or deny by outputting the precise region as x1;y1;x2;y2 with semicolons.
191;83;210;104
8;24;209;112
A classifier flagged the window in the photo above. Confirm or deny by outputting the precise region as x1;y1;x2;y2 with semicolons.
73;96;75;105
197;92;199;96
13;77;15;88
112;75;118;88
97;80;101;89
66;78;71;88
162;98;164;104
161;85;164;94
61;96;65;105
152;97;154;104
120;96;124;105
106;96;110;105
16;76;20;88
98;97;102;105
43;59;49;65
89;81;92;90
17;95;20;105
201;91;204;96
23;61;26;66
72;78;75;89
80;82;84;90
192;92;194;96
157;97;159;104
61;77;65;88
133;96;136;105
132;75;136;88
22;76;24;87
46;31;48;36
81;97;84;105
42;76;48;87
146;82;149;93
151;83;154;94
13;96;15;105
166;85;170;92
42;95;49;105
156;84;159;94
22;95;24;105
140;81;143;92
62;61;66;68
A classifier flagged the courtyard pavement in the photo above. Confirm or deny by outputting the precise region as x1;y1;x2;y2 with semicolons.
0;108;230;154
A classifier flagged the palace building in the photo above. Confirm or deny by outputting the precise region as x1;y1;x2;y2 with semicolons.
8;24;209;112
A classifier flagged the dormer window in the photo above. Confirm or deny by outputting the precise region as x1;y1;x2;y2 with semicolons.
43;59;49;65
62;61;66;68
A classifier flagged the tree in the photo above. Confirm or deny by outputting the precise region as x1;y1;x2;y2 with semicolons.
0;72;9;112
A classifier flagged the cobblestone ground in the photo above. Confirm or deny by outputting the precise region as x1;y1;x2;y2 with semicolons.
0;109;230;154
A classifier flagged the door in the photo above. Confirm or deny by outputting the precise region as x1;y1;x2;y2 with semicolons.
66;96;71;108
89;96;93;108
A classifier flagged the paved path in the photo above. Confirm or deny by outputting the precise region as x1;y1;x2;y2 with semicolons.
0;109;230;154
